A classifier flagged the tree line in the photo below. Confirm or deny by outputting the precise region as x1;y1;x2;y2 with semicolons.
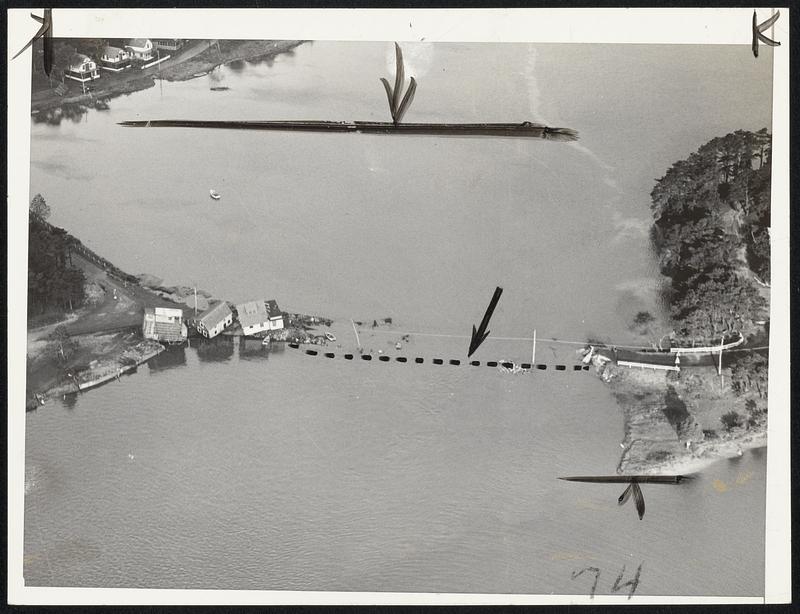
28;194;86;316
649;129;771;341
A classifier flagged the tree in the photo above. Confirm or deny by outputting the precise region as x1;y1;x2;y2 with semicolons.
27;200;86;315
29;194;50;222
720;411;743;431
49;325;77;363
730;352;769;398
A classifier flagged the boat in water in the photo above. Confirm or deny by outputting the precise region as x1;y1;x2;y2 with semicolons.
209;189;221;200
324;332;336;342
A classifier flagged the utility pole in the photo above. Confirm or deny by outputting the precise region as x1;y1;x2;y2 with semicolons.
351;319;362;352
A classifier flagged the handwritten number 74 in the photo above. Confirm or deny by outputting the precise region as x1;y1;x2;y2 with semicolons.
571;563;643;599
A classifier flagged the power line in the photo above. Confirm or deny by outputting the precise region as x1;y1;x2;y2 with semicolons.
357;326;770;353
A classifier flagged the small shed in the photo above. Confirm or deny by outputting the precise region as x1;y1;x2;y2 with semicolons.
143;307;187;343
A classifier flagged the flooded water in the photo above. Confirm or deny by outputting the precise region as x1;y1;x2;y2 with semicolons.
25;41;771;595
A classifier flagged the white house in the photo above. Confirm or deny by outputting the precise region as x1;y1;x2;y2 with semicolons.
194;302;233;339
65;53;100;83
125;38;154;63
100;46;131;71
143;307;187;343
235;300;285;336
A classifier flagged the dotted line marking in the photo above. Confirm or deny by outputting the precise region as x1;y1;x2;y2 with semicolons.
288;343;590;371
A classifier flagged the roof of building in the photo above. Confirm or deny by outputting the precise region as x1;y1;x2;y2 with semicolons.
127;38;151;49
68;53;91;68
266;300;283;319
143;318;185;342
145;306;183;317
198;302;232;329
235;300;268;329
102;45;126;58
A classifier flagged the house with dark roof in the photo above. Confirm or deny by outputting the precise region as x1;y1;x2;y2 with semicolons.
143;307;187;344
235;299;285;336
125;38;154;63
193;302;233;339
100;46;131;71
65;53;100;83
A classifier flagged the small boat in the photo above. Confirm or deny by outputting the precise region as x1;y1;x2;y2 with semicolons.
324;332;336;342
209;189;221;200
261;336;271;347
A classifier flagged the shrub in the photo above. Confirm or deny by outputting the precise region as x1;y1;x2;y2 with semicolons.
720;411;743;431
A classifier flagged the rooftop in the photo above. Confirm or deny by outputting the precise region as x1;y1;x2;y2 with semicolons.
127;38;151;49
198;302;232;328
236;300;268;329
102;45;126;58
68;53;91;67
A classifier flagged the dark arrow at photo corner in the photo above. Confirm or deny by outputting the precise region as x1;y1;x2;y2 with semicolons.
752;9;781;58
12;9;53;76
559;475;692;520
119;42;579;140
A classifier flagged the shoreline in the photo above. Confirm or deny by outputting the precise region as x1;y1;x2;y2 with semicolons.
30;39;305;117
586;353;768;476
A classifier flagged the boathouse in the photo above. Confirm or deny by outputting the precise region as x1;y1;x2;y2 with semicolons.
143;307;187;344
65;53;100;83
125;39;154;64
235;300;285;336
194;302;233;339
100;46;131;71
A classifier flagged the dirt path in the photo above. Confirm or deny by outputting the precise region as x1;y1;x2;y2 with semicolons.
61;253;191;337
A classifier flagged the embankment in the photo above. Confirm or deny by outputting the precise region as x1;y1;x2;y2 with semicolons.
589;354;767;475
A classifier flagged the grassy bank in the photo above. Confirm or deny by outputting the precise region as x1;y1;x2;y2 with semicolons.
159;40;304;81
590;356;767;474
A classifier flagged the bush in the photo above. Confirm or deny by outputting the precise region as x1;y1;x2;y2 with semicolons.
720;411;743;431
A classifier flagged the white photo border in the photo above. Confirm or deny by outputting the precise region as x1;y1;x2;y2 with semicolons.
7;7;791;605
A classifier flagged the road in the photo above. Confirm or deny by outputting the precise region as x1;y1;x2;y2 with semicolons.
65;253;192;336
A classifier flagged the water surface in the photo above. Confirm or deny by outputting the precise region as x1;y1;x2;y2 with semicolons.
25;41;771;595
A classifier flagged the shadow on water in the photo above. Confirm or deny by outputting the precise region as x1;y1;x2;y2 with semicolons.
62;392;79;410
147;345;187;372
192;336;235;363
238;337;270;361
33;103;89;126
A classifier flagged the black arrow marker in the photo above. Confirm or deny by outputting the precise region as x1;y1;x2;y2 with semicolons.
467;286;503;357
12;9;53;76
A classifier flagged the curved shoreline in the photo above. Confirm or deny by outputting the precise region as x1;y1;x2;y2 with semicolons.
587;354;767;475
30;39;305;117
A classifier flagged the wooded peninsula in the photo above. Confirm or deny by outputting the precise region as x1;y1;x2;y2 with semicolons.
591;128;772;473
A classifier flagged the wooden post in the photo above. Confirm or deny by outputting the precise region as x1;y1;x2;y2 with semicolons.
718;334;724;377
532;329;537;365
